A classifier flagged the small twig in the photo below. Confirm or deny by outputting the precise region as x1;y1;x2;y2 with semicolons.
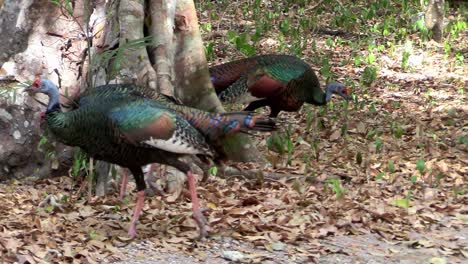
33;98;48;107
0;75;17;82
46;32;66;38
309;0;325;10
87;157;94;201
53;69;62;89
219;166;305;181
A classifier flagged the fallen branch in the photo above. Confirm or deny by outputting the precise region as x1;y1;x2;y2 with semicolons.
216;166;352;183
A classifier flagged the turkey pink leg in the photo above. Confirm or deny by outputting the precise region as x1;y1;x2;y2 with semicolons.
128;190;145;238
119;169;129;199
187;171;208;238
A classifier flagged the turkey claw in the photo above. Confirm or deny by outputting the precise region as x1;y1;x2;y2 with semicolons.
192;208;210;239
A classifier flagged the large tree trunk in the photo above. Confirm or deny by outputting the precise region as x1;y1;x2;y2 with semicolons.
173;0;265;162
0;0;266;193
0;0;85;181
424;0;445;43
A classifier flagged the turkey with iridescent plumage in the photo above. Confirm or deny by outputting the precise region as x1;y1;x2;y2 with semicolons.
210;54;351;117
25;79;276;239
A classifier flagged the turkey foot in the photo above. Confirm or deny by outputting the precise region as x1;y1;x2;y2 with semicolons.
38;194;64;212
128;190;145;239
187;171;209;238
192;208;209;238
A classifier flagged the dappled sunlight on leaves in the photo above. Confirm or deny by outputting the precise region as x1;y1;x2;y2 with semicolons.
1;0;466;262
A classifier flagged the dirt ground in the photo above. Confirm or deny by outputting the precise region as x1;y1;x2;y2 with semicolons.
1;1;467;263
116;227;467;263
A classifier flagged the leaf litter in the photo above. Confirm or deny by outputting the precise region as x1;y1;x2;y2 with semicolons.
1;1;468;263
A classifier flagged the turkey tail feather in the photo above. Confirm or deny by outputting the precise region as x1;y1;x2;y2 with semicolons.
247;116;277;132
219;112;277;132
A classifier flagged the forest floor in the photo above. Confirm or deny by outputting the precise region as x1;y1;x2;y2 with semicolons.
1;1;467;263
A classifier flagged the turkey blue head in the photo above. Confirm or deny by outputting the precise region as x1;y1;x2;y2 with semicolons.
325;82;351;102
24;78;60;113
24;79;58;95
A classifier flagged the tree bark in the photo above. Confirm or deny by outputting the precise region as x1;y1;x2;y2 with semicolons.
150;0;176;96
0;0;84;180
424;0;445;43
173;0;266;163
0;0;267;189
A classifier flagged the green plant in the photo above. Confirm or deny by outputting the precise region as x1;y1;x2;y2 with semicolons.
416;158;426;175
454;52;464;66
204;42;215;61
390;121;405;139
284;125;295;165
365;51;376;66
208;166;218;177
376;172;385;180
366;128;383;141
453;185;466;199
112;205;121;212
0;82;26;104
353;53;363;67
361;66;378;86
37;135;49;152
394;191;411;208
448;17;467;39
267;132;284;155
266;125;295;165
89;230;98;240
326;178;345;199
356;151;363;165
93;35;154;82
50;0;74;16
388;160;395;173
325;38;334;49
279;18;290;35
402;40;413;70
72;148;89;178
341;123;348;137
320;57;333;81
227;30;256;56
457;136;468;147
414;17;430;41
374;137;383;153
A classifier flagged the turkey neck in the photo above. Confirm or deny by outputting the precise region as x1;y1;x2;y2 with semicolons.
297;79;326;106
45;86;61;114
43;87;68;134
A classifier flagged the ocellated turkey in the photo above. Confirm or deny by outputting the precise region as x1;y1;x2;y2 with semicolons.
25;79;276;238
210;54;351;117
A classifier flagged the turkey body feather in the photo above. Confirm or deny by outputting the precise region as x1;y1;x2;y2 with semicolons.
50;92;214;161
26;79;276;239
210;54;351;117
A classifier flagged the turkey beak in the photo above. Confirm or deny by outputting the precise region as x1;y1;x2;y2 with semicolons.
23;85;36;94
